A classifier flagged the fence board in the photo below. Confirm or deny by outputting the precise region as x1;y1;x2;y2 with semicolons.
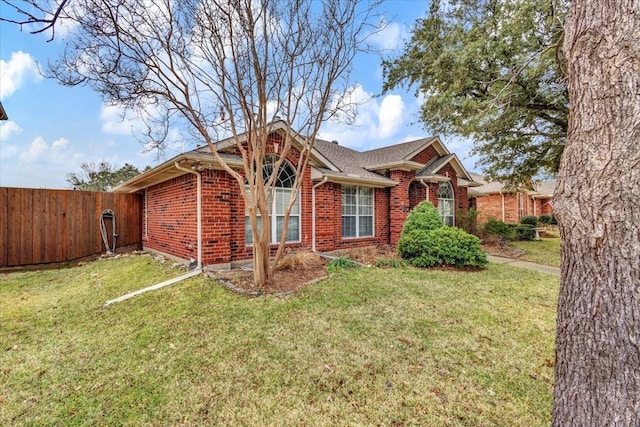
0;188;7;266
0;188;142;268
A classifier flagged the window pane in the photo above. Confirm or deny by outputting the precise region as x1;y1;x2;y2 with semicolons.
359;216;373;237
342;216;356;238
245;216;262;245
287;216;299;242
276;215;300;242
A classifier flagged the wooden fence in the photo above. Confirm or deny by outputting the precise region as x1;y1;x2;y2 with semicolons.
0;188;142;268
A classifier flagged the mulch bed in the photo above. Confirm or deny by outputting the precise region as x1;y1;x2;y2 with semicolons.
209;242;508;296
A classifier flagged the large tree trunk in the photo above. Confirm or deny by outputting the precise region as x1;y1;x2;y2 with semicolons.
552;1;640;425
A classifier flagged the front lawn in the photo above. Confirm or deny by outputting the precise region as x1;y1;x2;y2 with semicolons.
1;255;558;426
510;235;561;267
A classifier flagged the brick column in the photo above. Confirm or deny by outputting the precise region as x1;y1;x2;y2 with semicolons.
389;170;414;245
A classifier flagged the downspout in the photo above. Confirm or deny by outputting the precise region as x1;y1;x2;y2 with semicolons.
175;162;202;269
501;191;505;222
420;179;430;202
312;177;329;252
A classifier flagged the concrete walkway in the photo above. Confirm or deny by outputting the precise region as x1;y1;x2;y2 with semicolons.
487;255;560;276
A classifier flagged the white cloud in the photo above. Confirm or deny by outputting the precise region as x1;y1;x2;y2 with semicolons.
319;85;410;149
100;104;135;135
368;21;406;51
52;137;70;149
0;51;42;99
378;94;404;138
21;137;49;162
0;120;21;140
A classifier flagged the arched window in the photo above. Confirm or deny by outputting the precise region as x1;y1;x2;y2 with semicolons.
245;156;300;245
437;181;455;226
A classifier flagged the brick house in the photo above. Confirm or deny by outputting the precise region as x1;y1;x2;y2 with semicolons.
469;173;555;224
116;121;479;269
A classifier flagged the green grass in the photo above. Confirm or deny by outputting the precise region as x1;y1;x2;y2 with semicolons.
510;235;561;267
1;255;558;426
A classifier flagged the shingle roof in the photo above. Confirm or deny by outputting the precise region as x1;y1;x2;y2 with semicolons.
312;139;398;185
416;154;455;178
469;173;556;197
116;122;478;192
359;137;439;166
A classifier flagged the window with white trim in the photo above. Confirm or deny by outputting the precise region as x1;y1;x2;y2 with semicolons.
437;181;455;226
245;157;300;245
342;186;374;238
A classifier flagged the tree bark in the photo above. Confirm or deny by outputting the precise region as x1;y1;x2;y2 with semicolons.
553;1;640;425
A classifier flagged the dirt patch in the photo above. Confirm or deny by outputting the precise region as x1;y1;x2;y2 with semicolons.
211;252;329;295
335;244;401;266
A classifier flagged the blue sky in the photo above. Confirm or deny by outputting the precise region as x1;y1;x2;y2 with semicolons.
0;0;478;189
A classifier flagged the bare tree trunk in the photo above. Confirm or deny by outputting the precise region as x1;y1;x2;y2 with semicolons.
553;1;640;424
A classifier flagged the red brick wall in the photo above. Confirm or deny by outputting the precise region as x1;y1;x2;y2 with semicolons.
475;191;545;224
389;170;413;245
315;184;390;251
410;144;439;164
201;170;232;264
144;174;199;262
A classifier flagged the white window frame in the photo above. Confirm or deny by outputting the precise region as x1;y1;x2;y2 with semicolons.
342;186;375;239
437;181;455;226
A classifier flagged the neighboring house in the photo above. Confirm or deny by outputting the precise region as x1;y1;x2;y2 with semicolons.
469;173;555;224
0;102;7;120
116;121;479;269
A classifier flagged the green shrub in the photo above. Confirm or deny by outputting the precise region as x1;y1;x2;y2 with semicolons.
520;215;538;227
550;214;557;225
538;214;553;225
410;227;487;268
327;256;358;273
397;229;430;259
402;202;443;234
456;207;478;235
514;224;536;241
482;218;516;241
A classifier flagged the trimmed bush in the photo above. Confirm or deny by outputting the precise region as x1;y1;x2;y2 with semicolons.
482;218;516;241
410;227;487;268
538;214;553;225
398;229;430;259
401;201;444;235
520;215;538;227
514;224;536;241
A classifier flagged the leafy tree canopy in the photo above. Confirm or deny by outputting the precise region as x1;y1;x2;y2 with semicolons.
383;0;568;186
67;161;147;191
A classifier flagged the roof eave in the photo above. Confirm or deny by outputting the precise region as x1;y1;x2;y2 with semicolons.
319;171;398;188
114;153;243;193
416;174;451;183
364;160;424;172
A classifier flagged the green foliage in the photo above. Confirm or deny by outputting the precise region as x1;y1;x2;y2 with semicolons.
538;215;553;225
327;256;358;273
67;161;147;191
514;225;536;241
520;216;538;227
408;227;487;268
382;0;568;185
482;218;516;241
456;207;478;235
398;229;430;260
401;201;444;234
483;218;536;241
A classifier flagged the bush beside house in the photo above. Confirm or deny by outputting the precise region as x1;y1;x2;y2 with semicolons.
398;202;487;268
